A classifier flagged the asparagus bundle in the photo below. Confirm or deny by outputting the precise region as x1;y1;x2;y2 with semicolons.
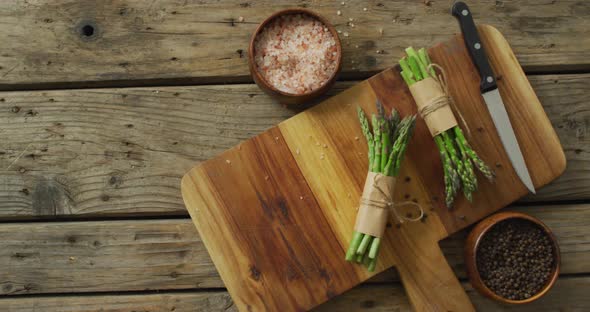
399;47;494;208
345;101;416;272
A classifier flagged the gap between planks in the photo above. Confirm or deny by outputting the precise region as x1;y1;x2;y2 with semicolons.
1;273;588;299
1;66;590;93
0;275;589;312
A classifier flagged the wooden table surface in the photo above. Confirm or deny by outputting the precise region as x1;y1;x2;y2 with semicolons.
0;1;588;311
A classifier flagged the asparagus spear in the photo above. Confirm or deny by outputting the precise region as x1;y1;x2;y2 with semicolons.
390;108;400;132
372;114;382;173
393;116;416;176
435;135;457;207
442;132;474;201
418;48;436;77
455;127;494;181
455;131;478;193
407;56;423;81
381;116;392;173
345;231;364;261
357;107;374;169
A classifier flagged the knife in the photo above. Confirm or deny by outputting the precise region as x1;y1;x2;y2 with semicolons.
451;1;535;194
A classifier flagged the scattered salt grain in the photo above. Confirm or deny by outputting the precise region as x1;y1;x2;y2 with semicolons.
376;50;382;54
355;45;359;48
354;136;359;140
348;18;354;22
254;14;338;95
337;30;342;34
350;23;355;28
226;159;231;164
378;28;383;35
363;7;368;11
274;136;279;141
343;32;349;37
322;144;328;148
299;196;304;200
341;1;345;5
337;10;342;16
320;154;325;160
264;176;269;180
238;16;244;22
296;148;300;155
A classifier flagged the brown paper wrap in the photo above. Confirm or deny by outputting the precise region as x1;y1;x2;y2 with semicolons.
354;172;396;238
409;77;457;136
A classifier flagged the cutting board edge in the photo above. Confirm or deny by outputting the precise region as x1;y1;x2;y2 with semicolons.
478;24;568;186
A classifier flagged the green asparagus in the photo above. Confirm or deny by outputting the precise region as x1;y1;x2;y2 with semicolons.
399;47;494;208
345;101;417;271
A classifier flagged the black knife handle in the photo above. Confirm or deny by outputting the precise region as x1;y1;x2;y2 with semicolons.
451;1;497;92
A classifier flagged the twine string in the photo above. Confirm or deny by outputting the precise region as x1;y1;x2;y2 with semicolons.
358;174;424;224
423;63;471;136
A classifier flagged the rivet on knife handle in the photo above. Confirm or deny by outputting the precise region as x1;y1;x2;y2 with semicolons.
451;1;497;93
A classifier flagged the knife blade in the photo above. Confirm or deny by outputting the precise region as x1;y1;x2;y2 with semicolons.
451;1;535;194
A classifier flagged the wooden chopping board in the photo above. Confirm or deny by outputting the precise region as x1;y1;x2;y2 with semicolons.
181;25;565;312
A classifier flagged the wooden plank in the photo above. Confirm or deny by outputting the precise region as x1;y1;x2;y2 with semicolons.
1;275;589;311
0;219;222;295
522;74;590;202
0;1;588;88
0;292;236;312
0;74;587;219
317;276;590;312
0;204;588;295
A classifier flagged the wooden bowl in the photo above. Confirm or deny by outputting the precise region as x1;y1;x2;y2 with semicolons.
465;211;560;304
248;8;342;105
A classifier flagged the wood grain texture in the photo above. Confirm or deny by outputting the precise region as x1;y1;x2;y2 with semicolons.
316;276;590;312
0;220;220;295
0;292;236;312
183;128;361;311
0;74;586;220
0;204;588;296
0;0;588;88
181;26;564;311
1;276;589;312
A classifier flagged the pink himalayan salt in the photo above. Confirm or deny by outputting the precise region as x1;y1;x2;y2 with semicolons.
254;14;338;95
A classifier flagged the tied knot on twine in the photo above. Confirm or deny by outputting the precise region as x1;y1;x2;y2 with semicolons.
410;63;470;136
358;173;424;227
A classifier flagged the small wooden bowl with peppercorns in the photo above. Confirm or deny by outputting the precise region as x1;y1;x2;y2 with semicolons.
248;8;342;105
465;211;560;304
